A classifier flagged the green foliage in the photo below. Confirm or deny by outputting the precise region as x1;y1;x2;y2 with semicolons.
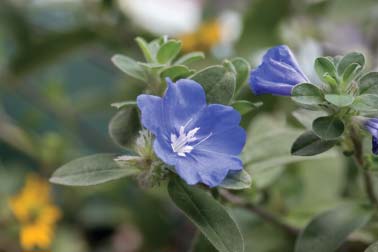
324;94;354;107
111;54;148;82
168;176;244;252
351;94;378;113
312;116;344;140
219;170;252;190
359;72;378;95
337;52;365;76
314;57;337;85
365;241;378;252
160;65;193;81
190;64;236;105
292;83;324;106
231;57;251;92
295;203;372;252
174;51;205;65
50;154;140;186
157;40;182;64
231;100;262;115
291;131;337;156
108;107;140;147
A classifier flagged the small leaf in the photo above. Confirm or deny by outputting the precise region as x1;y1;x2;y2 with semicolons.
359;72;378;95
295;203;372;252
109;107;140;147
292;83;324;105
135;37;154;62
291;131;337;156
175;51;205;65
50;154;140;186
219;170;252;190
312;116;344;140
160;65;193;81
111;101;137;110
111;54;148;82
231;100;262;115
325;94;354;107
351;94;378;112
231;57;251;92
365;241;378;252
157;40;182;64
342;63;362;85
314;57;337;83
292;109;328;130
190;65;236;105
337;52;365;75
168;176;244;252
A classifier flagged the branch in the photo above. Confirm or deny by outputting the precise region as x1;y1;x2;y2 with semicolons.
219;189;300;237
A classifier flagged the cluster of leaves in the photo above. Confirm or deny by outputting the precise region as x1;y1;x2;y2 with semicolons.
291;52;378;156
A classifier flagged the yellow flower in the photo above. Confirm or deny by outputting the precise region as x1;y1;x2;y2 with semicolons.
9;174;61;250
179;20;221;52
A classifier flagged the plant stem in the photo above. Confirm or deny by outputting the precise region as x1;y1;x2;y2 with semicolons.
350;127;378;208
219;190;300;237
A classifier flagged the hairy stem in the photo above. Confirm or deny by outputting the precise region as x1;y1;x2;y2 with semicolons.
219;190;300;237
350;127;378;208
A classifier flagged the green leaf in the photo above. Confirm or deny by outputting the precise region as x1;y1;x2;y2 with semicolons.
295;203;372;252
168;176;244;252
359;72;378;95
190;65;236;104
342;63;362;85
192;233;218;252
108;107;140;147
231;100;262;115
231;57;251;92
291;131;337;156
325;94;354;107
50;154;140;186
314;57;337;83
219;170;252;190
312;116;344;140
291;83;324;105
157;40;182;64
365;241;378;252
135;37;154;62
111;54;148;82
292;109;328;130
111;101;137;109
174;51;205;65
160;65;193;81
351;94;378;112
337;52;365;75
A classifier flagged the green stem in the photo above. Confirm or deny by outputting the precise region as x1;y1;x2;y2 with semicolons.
350;127;378;208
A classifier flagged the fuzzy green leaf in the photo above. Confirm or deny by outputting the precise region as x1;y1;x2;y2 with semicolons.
111;54;148;82
231;57;251;91
174;52;205;65
168;176;244;252
231;100;262;115
157;40;182;64
219;170;252;190
325;94;354;107
291;131;337;156
292;83;324;105
359;72;378;95
337;52;365;75
312;116;345;140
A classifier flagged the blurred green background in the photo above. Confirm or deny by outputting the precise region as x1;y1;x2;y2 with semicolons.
1;0;378;251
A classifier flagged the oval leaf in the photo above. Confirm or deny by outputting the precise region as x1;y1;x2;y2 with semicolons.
174;51;205;65
315;57;337;83
337;52;365;75
190;65;236;105
359;72;378;95
109;108;140;147
312;116;345;140
231;100;262;115
135;37;154;62
111;54;148;82
325;94;354;107
231;57;250;92
50;154;140;186
295;203;372;252
157;40;182;64
219;170;252;190
351;94;378;112
292;83;324;105
168;176;244;252
291;131;337;156
160;65;192;81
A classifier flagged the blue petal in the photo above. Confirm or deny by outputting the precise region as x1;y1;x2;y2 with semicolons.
163;79;206;131
249;45;309;96
137;94;163;135
373;137;378;155
176;151;242;187
153;132;177;166
190;104;246;155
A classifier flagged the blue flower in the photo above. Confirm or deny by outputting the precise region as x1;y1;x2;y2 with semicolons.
364;118;378;154
249;45;309;96
137;79;246;187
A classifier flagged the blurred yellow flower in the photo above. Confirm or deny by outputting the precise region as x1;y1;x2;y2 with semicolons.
179;20;222;52
9;174;61;250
